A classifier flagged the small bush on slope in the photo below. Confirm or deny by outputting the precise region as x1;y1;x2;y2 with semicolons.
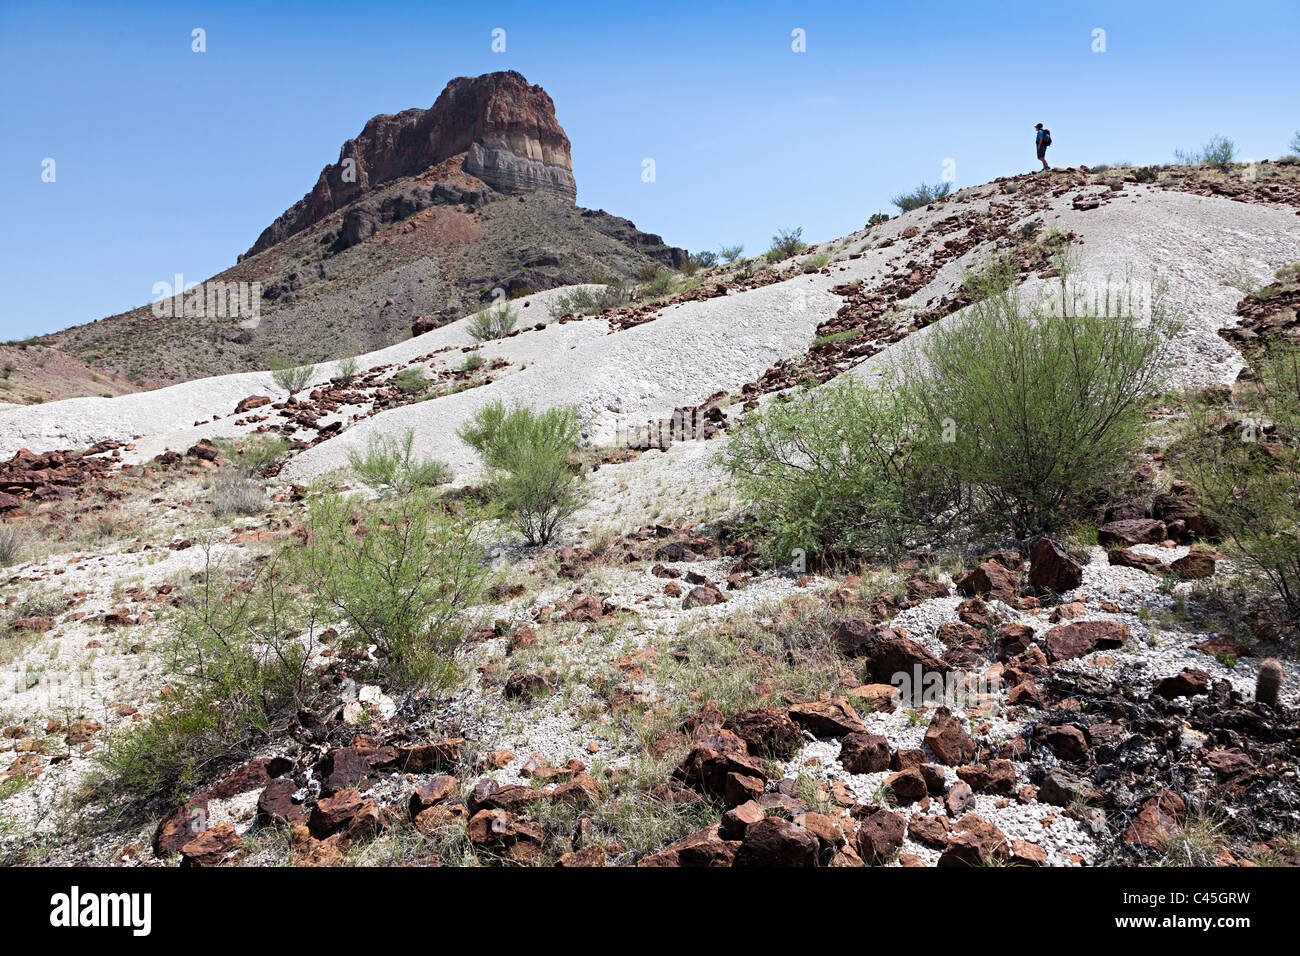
726;249;1182;558
293;490;488;688
1174;135;1236;168
897;251;1181;538
765;227;806;262
891;181;952;212
467;302;519;342
0;525;24;566
99;548;318;802
459;401;584;546
721;377;957;564
348;429;452;497
268;354;314;394
1179;344;1300;622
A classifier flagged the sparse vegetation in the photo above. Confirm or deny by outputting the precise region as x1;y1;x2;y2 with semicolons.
267;355;314;394
348;428;452;497
891;181;952;212
765;227;807;262
99;549;317;802
0;525;23;566
1179;344;1300;622
468;302;520;342
390;366;431;395
335;354;360;383
1174;135;1236;169
718;244;745;263
722;377;956;564
897;251;1181;538
210;472;265;517
459;401;585;546
293;490;488;687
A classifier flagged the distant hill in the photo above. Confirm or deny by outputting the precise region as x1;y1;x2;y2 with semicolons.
23;71;686;397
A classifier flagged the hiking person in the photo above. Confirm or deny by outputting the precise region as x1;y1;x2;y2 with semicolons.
1035;123;1051;170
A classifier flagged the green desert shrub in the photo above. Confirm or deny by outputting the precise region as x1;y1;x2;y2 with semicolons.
1175;135;1236;168
348;429;452;497
335;354;360;383
293;490;488;687
390;366;431;396
765;227;806;262
467;302;519;342
722;378;958;564
867;212;891;228
268;355;314;394
895;251;1182;538
459;401;584;546
718;244;745;264
99;551;316;802
891;181;952;212
0;525;25;566
211;472;265;517
1179;345;1300;621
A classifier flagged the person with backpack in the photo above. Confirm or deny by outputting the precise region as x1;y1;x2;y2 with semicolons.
1035;123;1052;170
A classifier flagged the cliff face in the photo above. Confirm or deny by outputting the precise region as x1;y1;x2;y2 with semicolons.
245;71;576;258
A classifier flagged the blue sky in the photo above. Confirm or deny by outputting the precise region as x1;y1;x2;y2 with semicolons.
2;0;1297;339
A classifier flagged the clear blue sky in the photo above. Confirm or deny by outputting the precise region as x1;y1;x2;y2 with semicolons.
2;0;1297;339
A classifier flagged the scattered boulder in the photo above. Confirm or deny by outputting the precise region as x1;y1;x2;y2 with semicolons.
1028;537;1085;593
788;698;867;737
923;708;974;766
953;560;1020;603
734;817;819;867
838;732;891;774
1097;518;1166;547
855;808;906;864
1042;620;1129;663
1153;668;1210;699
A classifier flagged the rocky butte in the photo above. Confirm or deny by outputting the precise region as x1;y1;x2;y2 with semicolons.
243;70;578;259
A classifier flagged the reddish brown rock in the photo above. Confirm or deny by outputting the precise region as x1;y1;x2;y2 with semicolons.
556;846;606;867
938;817;1009;867
924;707;974;766
953;560;1020;603
734;817;819;867
1107;548;1166;573
720;800;766;839
1124;792;1185;848
179;822;246;867
683;584;726;608
408;775;459;818
233;395;271;414
308;789;384;843
1042;620;1129;663
154;797;209;855
466;808;545;863
1170;551;1216;580
246;71;579;259
1097;518;1167;547
956;759;1017;794
257;777;308;826
1041;724;1089;761
723;708;802;758
855;808;906;864
1153;668;1210;699
788;698;867;737
1029;536;1085;593
637;824;740;867
839;732;891;774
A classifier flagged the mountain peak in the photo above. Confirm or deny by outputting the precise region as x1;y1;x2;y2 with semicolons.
244;71;577;258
